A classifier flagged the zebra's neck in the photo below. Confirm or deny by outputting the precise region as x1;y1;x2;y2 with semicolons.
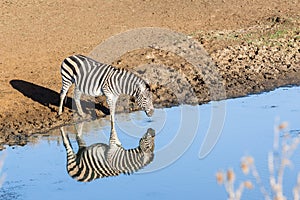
110;146;147;174
111;69;145;97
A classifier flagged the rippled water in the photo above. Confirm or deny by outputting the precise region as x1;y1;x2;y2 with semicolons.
1;86;300;199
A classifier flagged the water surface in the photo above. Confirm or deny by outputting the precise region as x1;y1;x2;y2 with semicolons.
1;86;300;199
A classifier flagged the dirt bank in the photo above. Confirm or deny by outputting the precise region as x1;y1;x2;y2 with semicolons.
0;0;299;149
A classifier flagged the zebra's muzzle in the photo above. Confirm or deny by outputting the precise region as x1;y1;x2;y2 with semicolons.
146;128;155;137
146;109;154;117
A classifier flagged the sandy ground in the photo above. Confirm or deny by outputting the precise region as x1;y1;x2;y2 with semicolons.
0;0;299;149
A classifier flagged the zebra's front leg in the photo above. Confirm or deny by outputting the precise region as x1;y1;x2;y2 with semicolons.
75;122;86;148
74;87;85;117
107;96;121;146
109;114;121;146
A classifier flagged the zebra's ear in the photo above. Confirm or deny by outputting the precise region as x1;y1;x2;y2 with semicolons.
145;83;151;90
143;79;153;91
138;82;152;92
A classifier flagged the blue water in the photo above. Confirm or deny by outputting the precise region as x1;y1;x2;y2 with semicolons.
1;86;300;200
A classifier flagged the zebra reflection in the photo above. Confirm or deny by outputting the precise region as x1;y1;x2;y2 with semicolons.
60;124;155;182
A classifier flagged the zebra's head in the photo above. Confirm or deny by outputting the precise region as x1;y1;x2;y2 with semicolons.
139;128;155;166
136;82;154;117
139;128;155;153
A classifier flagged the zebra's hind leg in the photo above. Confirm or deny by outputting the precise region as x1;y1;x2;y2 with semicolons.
74;87;85;117
58;90;67;115
60;127;80;179
58;80;72;115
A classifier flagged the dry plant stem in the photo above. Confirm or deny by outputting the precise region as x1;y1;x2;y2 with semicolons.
224;179;235;199
224;182;237;200
225;182;248;200
271;126;281;198
270;124;300;200
269;152;276;193
222;170;252;200
250;162;271;200
268;124;300;199
235;183;246;200
293;174;300;200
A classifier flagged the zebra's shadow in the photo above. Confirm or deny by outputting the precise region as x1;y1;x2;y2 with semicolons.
10;79;110;115
60;122;155;182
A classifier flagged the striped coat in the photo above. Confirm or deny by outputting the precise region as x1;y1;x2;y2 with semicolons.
58;55;154;144
60;127;155;182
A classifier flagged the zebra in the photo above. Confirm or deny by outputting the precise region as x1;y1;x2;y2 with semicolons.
60;124;155;182
58;54;154;144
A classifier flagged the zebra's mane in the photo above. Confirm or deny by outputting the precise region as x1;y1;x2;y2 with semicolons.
105;144;153;175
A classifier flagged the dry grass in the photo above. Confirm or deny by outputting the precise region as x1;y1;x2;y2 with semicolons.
194;16;300;54
216;122;300;200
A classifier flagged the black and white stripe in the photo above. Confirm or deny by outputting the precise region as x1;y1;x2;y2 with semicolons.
60;127;155;182
58;55;154;142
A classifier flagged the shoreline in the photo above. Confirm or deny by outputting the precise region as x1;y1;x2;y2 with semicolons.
1;82;300;150
0;1;299;150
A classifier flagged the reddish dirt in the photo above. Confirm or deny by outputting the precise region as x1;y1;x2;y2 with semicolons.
0;0;299;149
